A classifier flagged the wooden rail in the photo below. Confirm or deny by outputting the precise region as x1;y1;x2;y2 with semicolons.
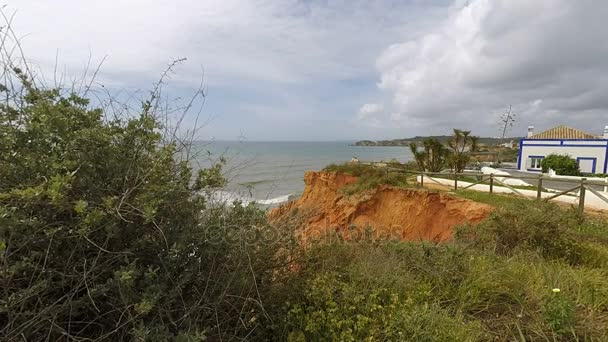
385;168;608;214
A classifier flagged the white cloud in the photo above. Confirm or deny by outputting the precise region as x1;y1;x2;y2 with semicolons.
12;0;445;87
7;0;451;140
358;103;384;119
11;0;608;140
370;0;608;136
356;103;385;128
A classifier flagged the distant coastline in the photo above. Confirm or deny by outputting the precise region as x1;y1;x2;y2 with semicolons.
352;135;522;147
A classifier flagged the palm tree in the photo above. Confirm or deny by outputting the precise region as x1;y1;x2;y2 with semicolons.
447;129;479;173
409;138;449;172
409;142;426;171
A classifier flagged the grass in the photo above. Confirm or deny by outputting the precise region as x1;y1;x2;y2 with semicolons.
436;174;481;183
454;189;533;207
584;173;608;178
434;174;546;190
511;184;548;191
280;201;608;341
323;162;413;195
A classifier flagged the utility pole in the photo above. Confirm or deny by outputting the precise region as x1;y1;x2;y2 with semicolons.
498;105;516;164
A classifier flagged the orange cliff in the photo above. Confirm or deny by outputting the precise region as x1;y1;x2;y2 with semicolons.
269;171;493;242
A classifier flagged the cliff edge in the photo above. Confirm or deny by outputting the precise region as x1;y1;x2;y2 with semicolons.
269;171;492;242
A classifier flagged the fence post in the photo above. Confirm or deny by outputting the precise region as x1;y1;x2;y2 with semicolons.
578;178;586;215
489;174;493;194
537;174;543;200
420;171;424;188
454;171;458;190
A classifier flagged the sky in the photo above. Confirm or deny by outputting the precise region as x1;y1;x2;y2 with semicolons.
10;0;608;141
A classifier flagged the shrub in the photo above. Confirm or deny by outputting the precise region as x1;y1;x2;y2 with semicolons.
455;202;584;265
0;67;287;340
541;154;581;176
286;273;483;341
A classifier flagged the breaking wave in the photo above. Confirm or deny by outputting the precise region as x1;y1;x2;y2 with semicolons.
206;190;294;208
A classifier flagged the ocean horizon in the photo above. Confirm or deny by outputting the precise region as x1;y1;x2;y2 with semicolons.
191;140;414;205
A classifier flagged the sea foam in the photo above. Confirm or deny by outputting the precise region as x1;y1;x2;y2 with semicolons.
206;190;292;208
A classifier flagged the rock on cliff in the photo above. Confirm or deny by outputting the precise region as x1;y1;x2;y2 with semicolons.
269;171;492;242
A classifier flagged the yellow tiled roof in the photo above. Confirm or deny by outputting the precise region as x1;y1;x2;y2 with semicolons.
528;125;599;140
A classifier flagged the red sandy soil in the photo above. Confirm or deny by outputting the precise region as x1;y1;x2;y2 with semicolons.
269;171;493;242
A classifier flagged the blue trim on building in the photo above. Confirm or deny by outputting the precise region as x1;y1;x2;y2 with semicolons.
604;147;608;173
522;138;608;142
521;143;561;146
576;157;597;173
526;169;542;172
522;144;608;147
521;138;608;145
517;138;524;170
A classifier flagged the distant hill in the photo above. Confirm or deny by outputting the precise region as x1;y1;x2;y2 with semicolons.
353;135;522;147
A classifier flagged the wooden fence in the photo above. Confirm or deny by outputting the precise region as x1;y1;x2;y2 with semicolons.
388;169;608;214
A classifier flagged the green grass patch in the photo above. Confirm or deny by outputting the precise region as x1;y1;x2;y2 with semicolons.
323;162;412;195
432;174;547;192
453;189;532;207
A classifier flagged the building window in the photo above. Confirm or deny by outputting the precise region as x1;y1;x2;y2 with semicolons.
576;158;597;174
528;156;544;169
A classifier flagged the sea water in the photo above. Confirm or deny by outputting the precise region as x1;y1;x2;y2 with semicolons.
191;141;413;206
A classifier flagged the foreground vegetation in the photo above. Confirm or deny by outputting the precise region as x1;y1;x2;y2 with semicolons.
282;201;608;341
0;66;298;340
2;52;608;341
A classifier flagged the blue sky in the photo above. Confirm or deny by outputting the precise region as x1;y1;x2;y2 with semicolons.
12;0;608;141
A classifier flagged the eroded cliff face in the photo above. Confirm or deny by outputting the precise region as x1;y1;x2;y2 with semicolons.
269;171;492;242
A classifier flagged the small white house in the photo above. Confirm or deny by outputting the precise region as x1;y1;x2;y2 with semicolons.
518;125;608;174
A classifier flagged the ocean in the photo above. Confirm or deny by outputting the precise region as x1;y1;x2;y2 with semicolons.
191;141;414;205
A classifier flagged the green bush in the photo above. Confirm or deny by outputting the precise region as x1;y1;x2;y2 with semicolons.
286;273;483;341
455;202;585;265
541;154;581;175
0;68;288;340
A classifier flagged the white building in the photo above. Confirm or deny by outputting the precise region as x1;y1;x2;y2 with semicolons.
518;125;608;174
